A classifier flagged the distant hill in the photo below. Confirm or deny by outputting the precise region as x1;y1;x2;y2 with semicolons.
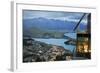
23;17;87;37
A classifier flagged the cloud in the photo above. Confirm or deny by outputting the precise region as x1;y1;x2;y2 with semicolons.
23;10;88;25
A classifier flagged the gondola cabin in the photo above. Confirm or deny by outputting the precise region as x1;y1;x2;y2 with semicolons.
76;33;91;59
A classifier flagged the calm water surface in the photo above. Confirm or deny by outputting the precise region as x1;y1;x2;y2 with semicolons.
34;38;76;52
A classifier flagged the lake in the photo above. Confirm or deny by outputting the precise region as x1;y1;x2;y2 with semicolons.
34;38;76;52
64;33;76;39
33;33;76;52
